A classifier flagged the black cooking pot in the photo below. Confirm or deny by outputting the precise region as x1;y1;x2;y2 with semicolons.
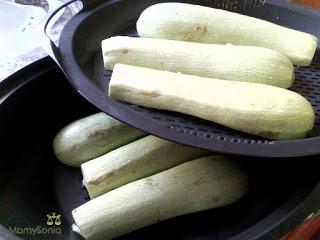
0;57;319;240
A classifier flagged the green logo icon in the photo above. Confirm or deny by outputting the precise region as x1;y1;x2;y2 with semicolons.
46;212;62;226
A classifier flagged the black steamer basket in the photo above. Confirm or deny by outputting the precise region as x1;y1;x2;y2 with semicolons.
44;0;320;158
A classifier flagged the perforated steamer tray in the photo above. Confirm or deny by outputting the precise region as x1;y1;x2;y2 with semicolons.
48;0;320;157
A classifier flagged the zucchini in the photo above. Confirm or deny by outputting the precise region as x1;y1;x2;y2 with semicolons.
137;3;318;66
53;113;146;167
109;64;315;140
82;135;208;198
102;36;294;88
72;155;249;240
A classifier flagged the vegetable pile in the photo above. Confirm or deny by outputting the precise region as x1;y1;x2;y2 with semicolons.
54;113;248;240
54;3;319;239
106;2;317;140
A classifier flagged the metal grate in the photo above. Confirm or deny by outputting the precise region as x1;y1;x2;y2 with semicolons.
292;54;320;135
202;0;265;11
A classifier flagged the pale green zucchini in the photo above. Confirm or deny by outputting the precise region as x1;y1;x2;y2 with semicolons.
102;36;294;88
137;3;318;66
82;135;208;199
109;64;315;140
73;155;249;240
53;113;146;167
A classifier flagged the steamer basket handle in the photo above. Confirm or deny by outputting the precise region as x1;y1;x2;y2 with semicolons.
43;0;82;67
44;0;80;41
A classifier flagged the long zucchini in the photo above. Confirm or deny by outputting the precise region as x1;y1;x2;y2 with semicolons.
102;36;294;88
109;64;315;140
73;155;249;240
82;135;208;198
137;3;318;66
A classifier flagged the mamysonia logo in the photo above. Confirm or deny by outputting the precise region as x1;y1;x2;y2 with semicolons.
9;212;62;236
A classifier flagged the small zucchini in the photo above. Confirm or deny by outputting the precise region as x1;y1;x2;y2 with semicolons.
53;113;146;167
